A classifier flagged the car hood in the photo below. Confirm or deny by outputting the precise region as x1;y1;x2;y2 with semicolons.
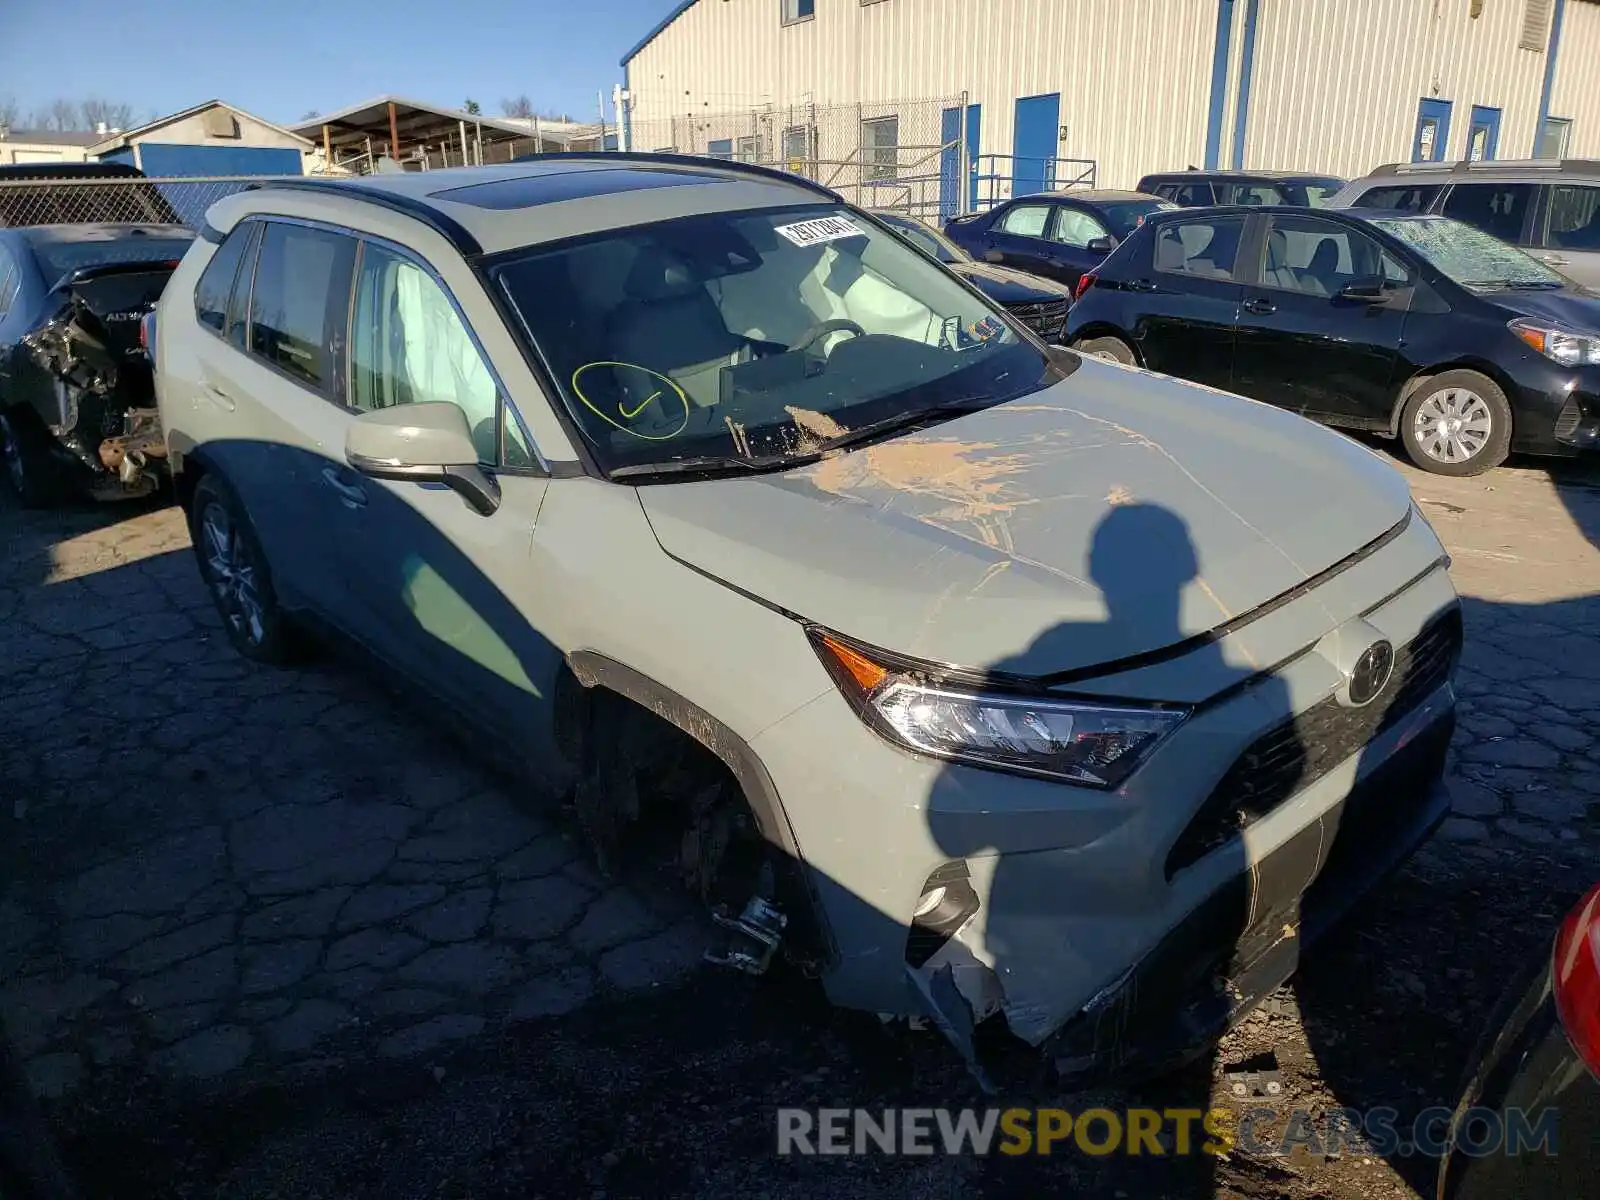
1483;284;1600;330
947;261;1074;303
637;360;1414;677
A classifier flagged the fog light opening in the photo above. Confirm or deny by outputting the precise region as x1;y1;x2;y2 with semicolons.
905;861;981;969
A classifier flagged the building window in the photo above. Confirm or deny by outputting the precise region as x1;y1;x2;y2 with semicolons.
861;115;899;182
781;0;814;24
707;138;734;160
736;135;761;162
1536;116;1573;158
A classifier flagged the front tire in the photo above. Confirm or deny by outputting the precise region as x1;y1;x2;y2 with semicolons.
0;409;66;509
187;474;295;664
1074;335;1137;365
1399;370;1512;477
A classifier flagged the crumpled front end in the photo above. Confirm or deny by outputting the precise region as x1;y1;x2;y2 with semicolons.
750;502;1460;1091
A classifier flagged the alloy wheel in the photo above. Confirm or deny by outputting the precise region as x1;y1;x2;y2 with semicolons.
1412;387;1493;465
199;500;267;646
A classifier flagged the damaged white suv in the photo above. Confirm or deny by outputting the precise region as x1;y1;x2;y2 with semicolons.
154;158;1461;1085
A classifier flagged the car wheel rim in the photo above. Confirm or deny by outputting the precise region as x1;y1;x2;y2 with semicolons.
1414;387;1493;464
200;501;266;646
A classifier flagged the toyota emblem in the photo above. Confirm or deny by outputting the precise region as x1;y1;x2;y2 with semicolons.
1346;640;1395;707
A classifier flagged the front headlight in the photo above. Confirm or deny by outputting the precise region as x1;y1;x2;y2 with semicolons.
1510;318;1600;366
810;630;1187;788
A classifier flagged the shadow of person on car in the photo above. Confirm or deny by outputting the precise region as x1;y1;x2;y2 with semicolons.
919;502;1311;1192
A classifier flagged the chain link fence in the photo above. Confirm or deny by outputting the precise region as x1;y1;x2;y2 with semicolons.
627;97;972;220
0;175;272;232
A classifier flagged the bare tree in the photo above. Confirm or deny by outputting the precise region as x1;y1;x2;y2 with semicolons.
501;95;533;119
0;96;20;133
29;100;85;131
536;109;575;122
80;98;134;131
301;109;321;121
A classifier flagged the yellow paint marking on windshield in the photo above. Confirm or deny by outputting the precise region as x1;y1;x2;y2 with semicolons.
571;362;690;441
618;391;662;420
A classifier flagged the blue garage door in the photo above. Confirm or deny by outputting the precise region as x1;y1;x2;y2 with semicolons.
1012;93;1059;197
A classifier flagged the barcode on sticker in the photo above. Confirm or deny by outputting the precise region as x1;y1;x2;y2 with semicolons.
775;215;866;247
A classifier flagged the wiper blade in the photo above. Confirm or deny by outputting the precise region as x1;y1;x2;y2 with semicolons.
1506;279;1565;289
811;396;998;455
608;453;797;480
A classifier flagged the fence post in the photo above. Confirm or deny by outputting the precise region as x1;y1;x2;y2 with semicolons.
958;90;970;217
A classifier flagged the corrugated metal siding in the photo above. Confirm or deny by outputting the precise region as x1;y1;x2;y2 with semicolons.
1243;0;1551;177
626;0;1216;190
1550;0;1600;155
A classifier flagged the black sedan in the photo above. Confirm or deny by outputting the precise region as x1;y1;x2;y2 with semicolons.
871;211;1073;342
941;189;1176;291
0;222;192;505
1437;880;1599;1199
1064;206;1600;475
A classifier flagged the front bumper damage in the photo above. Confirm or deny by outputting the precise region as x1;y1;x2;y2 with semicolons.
906;671;1456;1094
21;303;166;501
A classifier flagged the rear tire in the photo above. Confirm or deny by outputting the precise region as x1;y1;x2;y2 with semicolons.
1074;335;1137;366
1398;370;1512;477
0;409;66;509
187;473;296;664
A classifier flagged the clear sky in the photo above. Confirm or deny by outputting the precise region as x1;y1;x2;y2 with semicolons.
0;0;670;128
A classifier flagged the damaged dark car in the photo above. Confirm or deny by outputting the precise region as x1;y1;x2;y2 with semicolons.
0;223;193;506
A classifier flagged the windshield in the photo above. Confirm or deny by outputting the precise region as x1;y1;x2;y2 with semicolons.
494;204;1060;476
1100;200;1179;237
878;215;964;263
1370;215;1564;287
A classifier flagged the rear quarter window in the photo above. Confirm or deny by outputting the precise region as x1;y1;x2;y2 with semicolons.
194;225;253;334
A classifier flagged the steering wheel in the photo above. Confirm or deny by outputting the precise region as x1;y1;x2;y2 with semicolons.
788;318;866;354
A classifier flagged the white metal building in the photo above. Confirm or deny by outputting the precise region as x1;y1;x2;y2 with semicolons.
618;0;1600;208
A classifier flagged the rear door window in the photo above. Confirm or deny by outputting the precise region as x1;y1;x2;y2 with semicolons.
1152;216;1248;280
996;204;1052;238
194;224;253;335
1541;183;1600;250
1354;183;1442;213
1218;182;1289;207
246;222;356;394
1440;182;1536;243
1171;182;1215;206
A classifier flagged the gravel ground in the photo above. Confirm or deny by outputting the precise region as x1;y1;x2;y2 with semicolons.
2;450;1598;1199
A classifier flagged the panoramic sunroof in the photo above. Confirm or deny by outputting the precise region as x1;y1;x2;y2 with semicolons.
430;168;723;210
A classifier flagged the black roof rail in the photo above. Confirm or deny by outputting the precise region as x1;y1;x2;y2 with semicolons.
240;177;484;256
508;150;845;203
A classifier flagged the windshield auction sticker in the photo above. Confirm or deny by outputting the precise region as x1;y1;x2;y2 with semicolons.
775;215;867;247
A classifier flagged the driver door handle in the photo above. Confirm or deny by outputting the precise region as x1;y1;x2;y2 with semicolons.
1243;297;1277;315
320;466;367;509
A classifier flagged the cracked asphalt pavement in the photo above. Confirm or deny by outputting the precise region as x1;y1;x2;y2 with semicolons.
2;453;1599;1199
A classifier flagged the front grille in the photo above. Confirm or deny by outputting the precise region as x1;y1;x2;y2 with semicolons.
1164;606;1463;879
1005;297;1069;339
1554;397;1581;442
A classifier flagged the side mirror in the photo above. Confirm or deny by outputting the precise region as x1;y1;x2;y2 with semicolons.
345;401;501;516
1337;276;1387;303
1086;234;1118;254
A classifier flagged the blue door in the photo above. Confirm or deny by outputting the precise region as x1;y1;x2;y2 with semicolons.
1467;105;1501;161
965;103;982;211
1012;93;1060;197
1413;99;1453;162
939;107;961;219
